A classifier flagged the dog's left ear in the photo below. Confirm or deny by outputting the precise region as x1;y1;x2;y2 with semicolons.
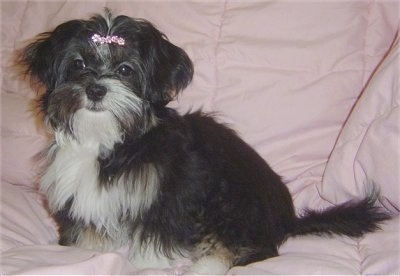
138;23;194;106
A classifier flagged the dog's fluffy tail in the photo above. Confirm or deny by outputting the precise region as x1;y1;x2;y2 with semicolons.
289;195;391;238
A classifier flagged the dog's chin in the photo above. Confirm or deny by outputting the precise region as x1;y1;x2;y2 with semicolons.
85;101;107;112
52;106;123;151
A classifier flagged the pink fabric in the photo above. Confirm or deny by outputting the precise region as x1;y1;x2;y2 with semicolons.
1;1;399;274
1;93;48;187
321;34;399;211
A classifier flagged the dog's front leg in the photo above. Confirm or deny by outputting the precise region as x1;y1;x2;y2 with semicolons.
74;227;121;252
188;255;231;275
55;210;121;252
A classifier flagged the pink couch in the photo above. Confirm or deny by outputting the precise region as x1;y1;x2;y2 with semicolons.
1;1;399;274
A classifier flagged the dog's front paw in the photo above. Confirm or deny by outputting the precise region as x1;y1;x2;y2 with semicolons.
185;256;230;275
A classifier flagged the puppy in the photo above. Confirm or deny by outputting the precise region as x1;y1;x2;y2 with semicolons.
21;10;390;274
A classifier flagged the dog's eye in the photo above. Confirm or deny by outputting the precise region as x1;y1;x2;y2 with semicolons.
73;59;86;70
116;64;134;77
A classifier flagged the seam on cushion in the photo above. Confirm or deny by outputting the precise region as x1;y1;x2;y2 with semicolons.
353;104;399;173
361;0;375;87
325;6;397;161
356;238;363;274
207;0;227;111
313;179;337;207
337;30;398;137
359;0;397;86
15;1;29;48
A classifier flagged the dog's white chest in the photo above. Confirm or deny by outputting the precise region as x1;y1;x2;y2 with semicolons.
41;142;121;233
41;143;97;210
40;136;160;240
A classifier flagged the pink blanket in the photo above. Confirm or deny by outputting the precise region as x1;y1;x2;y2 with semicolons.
1;1;398;274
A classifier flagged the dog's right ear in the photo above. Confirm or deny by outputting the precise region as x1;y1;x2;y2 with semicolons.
20;32;57;89
20;20;84;90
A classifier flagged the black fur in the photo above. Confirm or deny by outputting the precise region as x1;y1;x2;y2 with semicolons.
291;196;390;237
20;10;391;273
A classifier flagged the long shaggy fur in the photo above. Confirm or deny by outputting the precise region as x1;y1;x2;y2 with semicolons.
20;9;391;274
291;196;390;238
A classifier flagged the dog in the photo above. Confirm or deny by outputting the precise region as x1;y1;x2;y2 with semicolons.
20;9;390;274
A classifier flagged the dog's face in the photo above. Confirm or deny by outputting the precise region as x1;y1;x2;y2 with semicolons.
22;10;193;145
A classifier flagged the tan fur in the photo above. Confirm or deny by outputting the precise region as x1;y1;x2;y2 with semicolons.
191;235;234;273
75;227;126;252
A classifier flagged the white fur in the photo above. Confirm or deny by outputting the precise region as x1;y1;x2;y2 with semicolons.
188;255;230;275
67;109;122;148
100;78;143;123
40;109;159;241
128;228;188;270
75;226;128;252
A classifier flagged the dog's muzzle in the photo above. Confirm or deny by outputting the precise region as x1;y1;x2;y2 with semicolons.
85;83;108;112
86;83;107;101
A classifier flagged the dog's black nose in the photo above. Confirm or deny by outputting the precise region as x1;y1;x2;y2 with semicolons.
86;84;107;101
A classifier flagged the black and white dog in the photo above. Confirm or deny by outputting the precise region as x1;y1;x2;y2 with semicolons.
21;10;390;274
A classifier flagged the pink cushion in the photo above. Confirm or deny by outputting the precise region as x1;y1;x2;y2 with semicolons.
321;34;399;211
1;93;47;187
1;1;398;275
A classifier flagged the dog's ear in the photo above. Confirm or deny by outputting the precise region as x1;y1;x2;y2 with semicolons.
138;22;194;106
20;20;83;90
21;32;57;89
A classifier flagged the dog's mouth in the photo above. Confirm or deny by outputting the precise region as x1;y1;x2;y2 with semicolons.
85;100;106;112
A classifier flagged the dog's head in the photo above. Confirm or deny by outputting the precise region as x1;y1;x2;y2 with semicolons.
21;10;193;146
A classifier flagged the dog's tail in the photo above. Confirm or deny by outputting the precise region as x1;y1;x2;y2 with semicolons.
288;194;391;238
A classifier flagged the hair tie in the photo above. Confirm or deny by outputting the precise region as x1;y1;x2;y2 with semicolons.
91;34;125;45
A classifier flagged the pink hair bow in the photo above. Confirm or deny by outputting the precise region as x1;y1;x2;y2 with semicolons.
91;34;125;46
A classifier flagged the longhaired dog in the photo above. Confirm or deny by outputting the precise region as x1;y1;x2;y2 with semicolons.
21;10;390;274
